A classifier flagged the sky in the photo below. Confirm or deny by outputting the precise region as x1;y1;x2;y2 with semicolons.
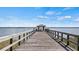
0;7;79;27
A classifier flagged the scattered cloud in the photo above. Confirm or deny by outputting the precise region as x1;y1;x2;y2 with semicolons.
37;16;48;19
56;12;62;15
63;7;73;11
64;16;72;18
46;11;55;15
0;16;35;27
34;7;42;10
46;11;62;16
74;17;79;21
57;16;72;20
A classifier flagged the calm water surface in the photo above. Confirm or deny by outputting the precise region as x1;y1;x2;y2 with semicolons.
50;27;79;35
0;27;33;37
0;27;79;37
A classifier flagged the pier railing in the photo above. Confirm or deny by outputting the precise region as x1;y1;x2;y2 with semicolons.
0;28;79;51
0;30;35;51
46;29;79;51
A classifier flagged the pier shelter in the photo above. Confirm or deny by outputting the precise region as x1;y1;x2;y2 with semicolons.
36;24;46;31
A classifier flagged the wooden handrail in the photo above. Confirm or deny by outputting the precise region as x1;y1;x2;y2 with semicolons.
46;29;79;51
0;30;35;51
49;30;79;37
0;30;34;43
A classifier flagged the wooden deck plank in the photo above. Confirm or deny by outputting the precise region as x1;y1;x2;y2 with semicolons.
14;32;66;51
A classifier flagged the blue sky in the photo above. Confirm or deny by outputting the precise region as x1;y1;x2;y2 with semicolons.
0;7;79;27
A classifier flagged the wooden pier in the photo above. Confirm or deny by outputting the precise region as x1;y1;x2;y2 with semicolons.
0;25;79;51
14;32;65;51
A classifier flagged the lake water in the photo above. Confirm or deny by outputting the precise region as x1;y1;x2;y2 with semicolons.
0;27;79;37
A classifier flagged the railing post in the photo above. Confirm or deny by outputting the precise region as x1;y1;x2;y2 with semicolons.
29;32;31;39
26;33;28;39
23;33;25;42
54;31;56;38
52;31;54;38
26;37;28;40
61;33;63;41
10;38;13;51
18;35;21;46
67;35;69;46
52;31;54;36
57;32;59;39
77;37;79;51
23;38;25;42
23;33;25;37
26;33;28;35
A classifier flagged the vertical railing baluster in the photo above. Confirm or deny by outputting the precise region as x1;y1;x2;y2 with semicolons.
61;33;63;41
23;33;25;43
23;33;25;37
26;33;27;40
67;35;69;46
55;31;56;38
77;37;79;51
23;38;25;43
57;32;59;39
27;33;28;35
51;31;53;38
26;37;28;40
18;35;21;46
53;31;54;38
26;33;28;40
52;31;54;36
10;38;13;51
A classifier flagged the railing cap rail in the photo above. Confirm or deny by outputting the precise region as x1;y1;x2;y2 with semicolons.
0;30;34;42
0;31;34;51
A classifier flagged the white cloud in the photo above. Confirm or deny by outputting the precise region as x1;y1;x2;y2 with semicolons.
46;11;55;15
46;11;63;16
74;18;79;21
63;7;73;11
57;16;72;20
34;7;42;10
0;16;36;27
37;16;48;19
56;12;62;15
64;16;72;18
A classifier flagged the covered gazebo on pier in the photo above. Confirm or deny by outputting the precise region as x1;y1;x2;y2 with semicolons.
35;24;46;31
